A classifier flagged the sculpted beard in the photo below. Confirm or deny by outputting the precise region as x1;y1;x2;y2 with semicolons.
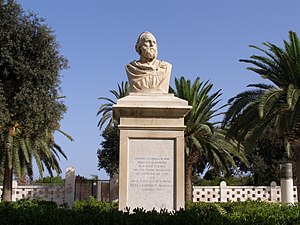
141;47;157;60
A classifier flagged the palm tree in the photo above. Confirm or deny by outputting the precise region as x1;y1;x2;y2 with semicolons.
0;1;71;201
223;83;277;149
223;30;300;200
1;125;72;201
97;81;129;130
98;79;246;201
97;81;129;176
173;77;247;201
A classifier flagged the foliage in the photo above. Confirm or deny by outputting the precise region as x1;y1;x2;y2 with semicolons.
97;81;129;130
244;137;296;185
223;30;300;150
195;141;295;186
97;77;247;199
223;30;300;199
97;125;119;176
73;196;116;212
0;199;67;225
172;76;248;200
0;0;68;141
97;82;129;176
193;172;253;186
32;175;65;186
89;174;99;180
207;133;297;186
1;199;300;225
0;163;3;183
186;201;300;225
0;0;70;200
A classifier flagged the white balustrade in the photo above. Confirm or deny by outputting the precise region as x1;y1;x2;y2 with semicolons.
193;181;298;203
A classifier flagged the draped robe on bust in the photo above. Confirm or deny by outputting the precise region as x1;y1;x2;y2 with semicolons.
125;59;172;93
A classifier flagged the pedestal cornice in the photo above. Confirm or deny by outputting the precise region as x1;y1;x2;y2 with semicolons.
113;93;192;122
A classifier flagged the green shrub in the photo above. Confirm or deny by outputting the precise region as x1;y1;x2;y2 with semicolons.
72;196;117;212
1;199;300;225
32;176;65;186
193;174;253;186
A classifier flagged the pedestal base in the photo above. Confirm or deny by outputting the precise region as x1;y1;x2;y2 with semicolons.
113;93;191;211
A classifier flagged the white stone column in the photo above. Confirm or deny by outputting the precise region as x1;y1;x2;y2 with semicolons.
12;180;18;201
270;181;277;202
96;181;102;201
220;181;227;202
64;167;75;207
280;163;294;203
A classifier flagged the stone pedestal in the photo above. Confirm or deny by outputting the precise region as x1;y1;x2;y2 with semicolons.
113;93;191;211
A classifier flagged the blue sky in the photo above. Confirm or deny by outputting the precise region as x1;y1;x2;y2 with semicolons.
17;1;300;180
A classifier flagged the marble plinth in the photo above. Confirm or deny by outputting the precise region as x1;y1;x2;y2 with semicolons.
113;93;191;211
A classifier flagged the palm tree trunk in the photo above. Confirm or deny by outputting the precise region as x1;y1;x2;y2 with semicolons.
185;161;193;201
1;153;13;201
294;141;300;202
185;149;200;201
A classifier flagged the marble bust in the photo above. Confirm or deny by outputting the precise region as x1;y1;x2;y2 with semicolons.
125;32;172;93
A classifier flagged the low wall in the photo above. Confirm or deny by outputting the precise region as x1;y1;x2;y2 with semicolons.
11;182;66;204
2;175;298;204
0;167;111;205
0;167;75;206
193;181;298;203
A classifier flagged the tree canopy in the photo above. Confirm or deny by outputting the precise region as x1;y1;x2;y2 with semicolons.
0;0;69;201
223;30;300;199
97;82;129;176
0;0;68;137
97;126;119;176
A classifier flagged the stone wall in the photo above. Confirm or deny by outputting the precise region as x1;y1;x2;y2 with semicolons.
0;167;111;205
10;181;66;204
0;167;76;206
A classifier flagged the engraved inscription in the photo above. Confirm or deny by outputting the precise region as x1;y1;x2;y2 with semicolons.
128;139;174;210
129;156;173;191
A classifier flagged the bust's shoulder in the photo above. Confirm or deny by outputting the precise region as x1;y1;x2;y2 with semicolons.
127;60;138;66
125;60;138;69
157;60;172;69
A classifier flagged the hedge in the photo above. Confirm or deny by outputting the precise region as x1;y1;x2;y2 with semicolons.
0;198;300;225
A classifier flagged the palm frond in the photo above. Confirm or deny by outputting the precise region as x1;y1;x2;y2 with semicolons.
52;143;68;160
13;138;22;177
97;81;129;131
20;138;30;163
225;31;300;162
287;84;300;110
56;129;74;142
258;88;283;118
174;76;247;177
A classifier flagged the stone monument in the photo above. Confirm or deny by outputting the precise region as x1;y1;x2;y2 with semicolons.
125;32;171;94
113;32;191;211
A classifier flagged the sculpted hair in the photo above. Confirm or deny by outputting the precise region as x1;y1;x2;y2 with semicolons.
135;31;157;54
